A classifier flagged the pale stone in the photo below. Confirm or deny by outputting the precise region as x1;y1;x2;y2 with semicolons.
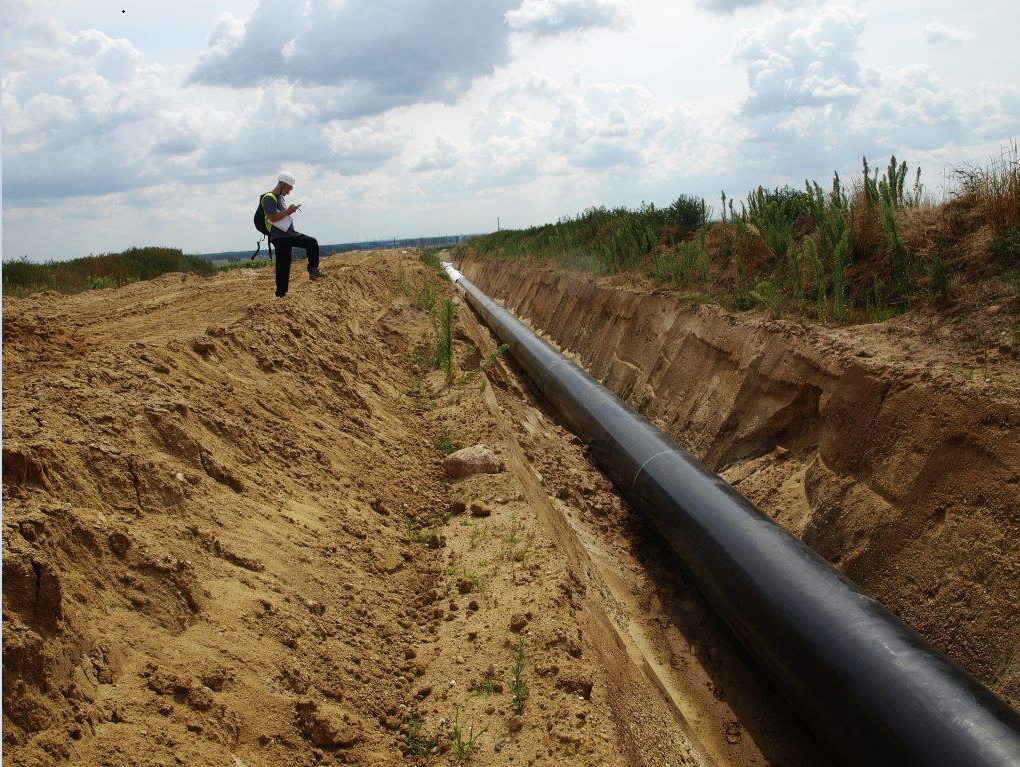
442;444;504;478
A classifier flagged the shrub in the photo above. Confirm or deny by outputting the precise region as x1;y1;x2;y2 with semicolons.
744;186;806;261
665;194;709;230
990;226;1020;266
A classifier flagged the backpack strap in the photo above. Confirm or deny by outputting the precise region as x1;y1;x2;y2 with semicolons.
261;192;278;238
252;192;279;260
251;236;275;261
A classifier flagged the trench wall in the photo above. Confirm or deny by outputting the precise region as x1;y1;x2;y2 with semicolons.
460;258;1020;709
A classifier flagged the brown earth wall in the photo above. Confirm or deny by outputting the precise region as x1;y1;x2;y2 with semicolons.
459;258;1020;710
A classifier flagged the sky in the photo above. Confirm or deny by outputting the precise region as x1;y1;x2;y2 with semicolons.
2;0;1019;262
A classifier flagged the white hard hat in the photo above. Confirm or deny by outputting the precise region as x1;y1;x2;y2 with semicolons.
277;171;296;187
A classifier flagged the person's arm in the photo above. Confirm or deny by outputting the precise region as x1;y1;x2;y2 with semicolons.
263;194;299;222
267;204;298;223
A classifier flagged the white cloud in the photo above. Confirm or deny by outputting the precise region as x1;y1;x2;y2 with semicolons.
189;0;518;118
3;1;1019;262
506;0;631;37
734;7;865;116
922;22;975;46
0;13;409;203
321;121;407;175
697;0;764;11
868;66;965;150
696;0;819;14
412;74;699;198
729;57;1018;187
2;24;172;200
410;138;461;172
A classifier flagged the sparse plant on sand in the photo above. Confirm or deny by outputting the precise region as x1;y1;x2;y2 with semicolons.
458;343;510;386
510;639;530;715
450;566;485;593
405;373;435;411
434;298;456;386
416;279;440;312
420;247;450;278
404;717;438;756
434;428;464;456
406;509;452;545
471;678;497;698
449;707;487;760
499;515;532;564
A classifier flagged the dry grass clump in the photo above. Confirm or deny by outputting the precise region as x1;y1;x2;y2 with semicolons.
954;140;1020;235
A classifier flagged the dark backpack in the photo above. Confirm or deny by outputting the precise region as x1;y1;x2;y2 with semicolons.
251;192;277;260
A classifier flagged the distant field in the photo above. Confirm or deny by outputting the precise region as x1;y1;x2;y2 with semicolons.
204;234;475;263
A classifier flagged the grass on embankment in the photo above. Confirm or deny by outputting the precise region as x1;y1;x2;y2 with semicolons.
458;147;1020;324
0;247;264;297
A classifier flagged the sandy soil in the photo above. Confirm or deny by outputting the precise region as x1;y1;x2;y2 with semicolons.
3;252;836;767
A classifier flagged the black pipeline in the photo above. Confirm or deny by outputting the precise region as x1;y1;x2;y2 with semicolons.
443;264;1020;767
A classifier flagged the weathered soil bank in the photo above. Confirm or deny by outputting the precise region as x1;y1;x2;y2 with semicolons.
459;258;1020;710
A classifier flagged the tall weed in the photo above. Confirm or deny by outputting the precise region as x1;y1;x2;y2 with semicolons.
434;298;456;386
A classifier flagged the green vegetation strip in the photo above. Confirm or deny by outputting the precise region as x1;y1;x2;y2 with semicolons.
2;247;219;297
459;149;1020;323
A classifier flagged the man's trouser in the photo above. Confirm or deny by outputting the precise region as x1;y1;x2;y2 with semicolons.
272;233;320;296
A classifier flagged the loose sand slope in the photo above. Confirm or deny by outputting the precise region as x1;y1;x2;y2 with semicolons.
4;252;834;767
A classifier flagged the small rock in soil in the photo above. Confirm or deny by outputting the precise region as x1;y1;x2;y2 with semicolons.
443;444;505;478
469;500;492;518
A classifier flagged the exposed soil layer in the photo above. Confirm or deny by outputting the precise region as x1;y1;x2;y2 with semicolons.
459;258;1020;713
3;252;838;767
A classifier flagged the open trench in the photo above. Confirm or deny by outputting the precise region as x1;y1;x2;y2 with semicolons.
454;296;829;766
3;251;1018;767
452;256;1020;759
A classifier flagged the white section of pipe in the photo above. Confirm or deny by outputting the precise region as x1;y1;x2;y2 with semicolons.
442;262;466;288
